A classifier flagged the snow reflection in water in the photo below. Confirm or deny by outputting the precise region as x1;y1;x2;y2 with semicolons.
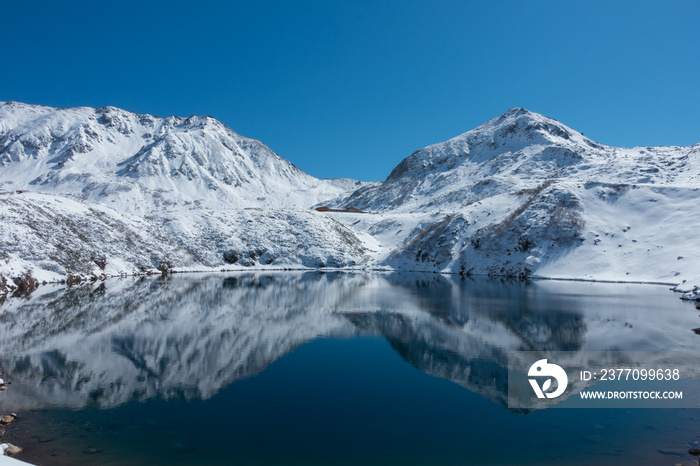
0;272;698;465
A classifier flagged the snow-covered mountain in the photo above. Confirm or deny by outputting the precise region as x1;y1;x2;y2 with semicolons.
0;101;358;212
0;102;698;295
325;108;700;291
0;102;369;284
336;108;698;212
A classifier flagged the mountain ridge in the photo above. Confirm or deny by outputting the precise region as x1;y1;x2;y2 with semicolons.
0;101;698;299
0;101;358;214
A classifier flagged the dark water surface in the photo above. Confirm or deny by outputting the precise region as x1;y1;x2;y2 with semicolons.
1;272;699;465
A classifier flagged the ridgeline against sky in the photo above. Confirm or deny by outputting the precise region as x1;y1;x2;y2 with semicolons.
1;0;699;181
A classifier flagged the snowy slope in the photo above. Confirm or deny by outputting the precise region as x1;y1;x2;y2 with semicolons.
0;102;369;287
326;108;700;292
0;101;360;213
0;191;368;285
334;108;699;212
0;102;698;294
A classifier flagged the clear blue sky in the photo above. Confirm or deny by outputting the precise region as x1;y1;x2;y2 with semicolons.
2;0;698;181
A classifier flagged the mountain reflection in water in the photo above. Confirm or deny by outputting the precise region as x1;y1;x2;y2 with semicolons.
0;272;696;412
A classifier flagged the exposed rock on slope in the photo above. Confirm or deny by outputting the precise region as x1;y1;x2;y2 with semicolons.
328;108;699;285
336;108;698;212
0;102;369;288
0;101;357;212
0;192;367;283
1;102;698;291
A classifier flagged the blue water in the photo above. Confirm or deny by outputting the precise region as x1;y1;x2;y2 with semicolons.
1;272;699;465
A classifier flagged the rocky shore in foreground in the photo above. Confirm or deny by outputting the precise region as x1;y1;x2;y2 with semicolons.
0;374;30;465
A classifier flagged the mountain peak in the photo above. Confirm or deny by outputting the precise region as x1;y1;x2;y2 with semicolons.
385;108;591;182
501;107;531;117
0;101;358;213
470;107;586;146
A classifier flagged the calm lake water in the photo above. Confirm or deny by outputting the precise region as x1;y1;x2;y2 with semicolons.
1;272;699;465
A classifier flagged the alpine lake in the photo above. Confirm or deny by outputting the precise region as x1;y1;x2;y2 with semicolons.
1;272;700;465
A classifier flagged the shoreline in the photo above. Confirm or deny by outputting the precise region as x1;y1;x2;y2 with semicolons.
2;265;696;302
